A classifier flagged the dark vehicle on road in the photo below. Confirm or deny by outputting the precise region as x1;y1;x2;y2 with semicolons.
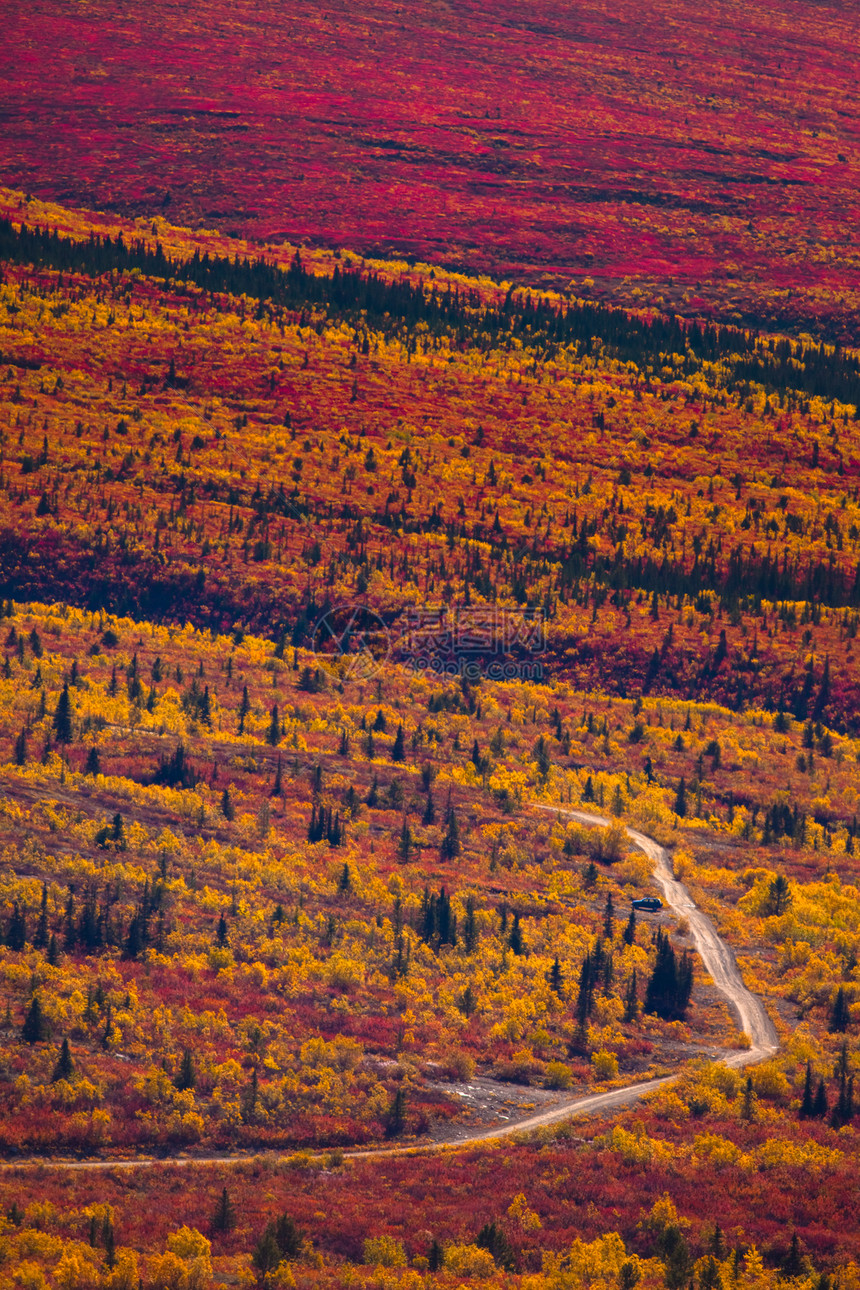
631;896;662;911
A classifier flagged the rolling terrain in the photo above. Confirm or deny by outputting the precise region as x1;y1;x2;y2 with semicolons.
0;186;857;1286
2;2;860;1281
3;0;860;338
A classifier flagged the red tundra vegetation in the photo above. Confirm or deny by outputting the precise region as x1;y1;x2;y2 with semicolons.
2;0;860;338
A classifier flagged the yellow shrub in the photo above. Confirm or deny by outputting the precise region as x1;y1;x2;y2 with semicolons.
749;1063;791;1102
545;1061;573;1090
591;1049;619;1080
508;1192;542;1231
363;1236;407;1268
444;1244;497;1279
54;1249;102;1290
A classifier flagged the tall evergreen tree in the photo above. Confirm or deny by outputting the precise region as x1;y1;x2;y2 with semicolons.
508;911;524;955
799;1062;815;1118
251;1226;282;1276
397;819;412;864
603;892;615;941
623;907;636;946
238;685;250;735
576;952;595;1025
476;1221;516;1272
386;1086;407;1137
673;777;687;817
644;931;692;1021
440;809;460;860
830;985;850;1032
51;1038;75;1083
267;703;280;745
175;1047;196;1092
6;902;26;952
422;787;436;825
53;682;73;743
624;970;639;1021
221;786;235;821
22;994;46;1044
211;1187;237;1234
34;883;49;949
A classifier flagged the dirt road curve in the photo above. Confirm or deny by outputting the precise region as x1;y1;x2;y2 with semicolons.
0;808;777;1172
545;808;778;1065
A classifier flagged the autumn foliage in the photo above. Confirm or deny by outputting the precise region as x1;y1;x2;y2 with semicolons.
0;180;858;1287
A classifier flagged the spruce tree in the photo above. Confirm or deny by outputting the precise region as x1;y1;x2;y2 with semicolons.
673;777;687;817
422;787;436;825
391;723;405;762
111;813;126;849
831;1069;854;1128
238;685;250;734
576;953;594;1024
6;903;26;952
624;970;638;1021
508;912;524;955
644;930;678;1020
211;1187;237;1233
781;1235;804;1279
397;819;412;864
221;786;235;821
441;809;460;860
175;1047;196;1091
34;883;48;949
53;682;73;743
22;994;46;1043
623;907;636;946
51;1037;75;1082
534;734;551;778
603;892;615;941
800;1062;815;1118
267;703;280;745
103;1221;116;1270
476;1221;516;1271
386;1086;407;1137
251;1225;282;1276
273;1214;302;1260
830;985;850;1032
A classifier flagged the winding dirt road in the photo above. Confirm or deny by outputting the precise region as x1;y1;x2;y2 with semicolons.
549;808;779;1066
0;807;777;1172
